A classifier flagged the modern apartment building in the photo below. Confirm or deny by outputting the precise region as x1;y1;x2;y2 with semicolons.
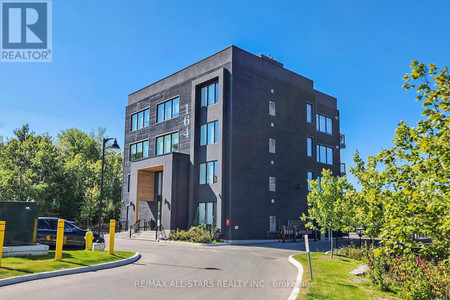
121;46;345;240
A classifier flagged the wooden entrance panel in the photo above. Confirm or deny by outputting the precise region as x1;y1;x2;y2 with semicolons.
135;165;164;223
137;170;155;202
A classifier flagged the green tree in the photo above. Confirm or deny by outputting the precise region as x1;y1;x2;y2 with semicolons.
301;169;355;258
0;124;64;215
57;128;100;221
81;184;100;229
350;151;385;239
351;61;450;257
101;147;123;223
56;127;123;224
0;125;123;226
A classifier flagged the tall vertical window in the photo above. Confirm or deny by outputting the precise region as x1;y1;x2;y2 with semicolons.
131;108;150;131
198;202;215;225
156;132;179;155
307;171;313;191
157;97;179;123
316;145;334;165
127;174;131;192
269;101;276;116
201;82;219;107
130;141;149;161
269;177;276;192
199;161;218;184
269;138;276;153
316;114;333;135
200;121;218;146
306;103;313;123
307;137;313;157
269;216;276;231
327;147;333;165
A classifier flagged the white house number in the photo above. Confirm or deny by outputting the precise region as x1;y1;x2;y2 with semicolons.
183;104;190;138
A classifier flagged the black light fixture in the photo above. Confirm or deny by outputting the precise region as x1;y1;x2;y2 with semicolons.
110;139;120;150
97;137;121;241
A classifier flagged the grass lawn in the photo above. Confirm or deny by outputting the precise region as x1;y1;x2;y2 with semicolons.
294;253;399;299
0;250;135;280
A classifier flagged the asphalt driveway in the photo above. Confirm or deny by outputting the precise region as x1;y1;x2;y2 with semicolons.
0;238;303;300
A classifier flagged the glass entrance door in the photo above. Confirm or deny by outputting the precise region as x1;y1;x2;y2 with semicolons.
155;171;163;230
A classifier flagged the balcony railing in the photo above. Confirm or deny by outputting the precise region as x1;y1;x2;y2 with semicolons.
341;162;346;176
340;134;346;149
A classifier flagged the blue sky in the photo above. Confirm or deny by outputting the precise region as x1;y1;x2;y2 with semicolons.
0;0;449;187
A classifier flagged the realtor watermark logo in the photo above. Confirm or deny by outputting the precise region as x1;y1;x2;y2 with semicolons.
1;1;52;62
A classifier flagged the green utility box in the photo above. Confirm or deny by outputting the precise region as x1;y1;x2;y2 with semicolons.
0;201;38;246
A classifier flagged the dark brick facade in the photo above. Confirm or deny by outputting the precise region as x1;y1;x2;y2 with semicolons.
122;46;341;240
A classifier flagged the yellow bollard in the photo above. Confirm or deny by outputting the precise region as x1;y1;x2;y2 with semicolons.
108;220;115;255
55;219;64;261
0;221;5;267
85;231;94;251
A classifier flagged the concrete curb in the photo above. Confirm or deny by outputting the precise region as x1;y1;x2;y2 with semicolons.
0;252;141;287
287;254;304;300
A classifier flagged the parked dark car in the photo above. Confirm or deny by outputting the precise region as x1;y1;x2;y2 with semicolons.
37;217;104;248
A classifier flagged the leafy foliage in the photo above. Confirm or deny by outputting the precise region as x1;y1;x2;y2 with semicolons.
169;224;221;243
334;244;366;261
350;62;450;257
365;248;450;299
0;125;123;227
301;168;355;257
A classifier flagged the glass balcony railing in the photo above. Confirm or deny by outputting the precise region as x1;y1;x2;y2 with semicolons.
341;162;346;176
340;134;346;149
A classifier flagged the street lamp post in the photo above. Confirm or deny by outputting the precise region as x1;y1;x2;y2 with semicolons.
98;138;120;241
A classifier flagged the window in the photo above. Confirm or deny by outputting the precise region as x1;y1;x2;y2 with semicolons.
127;174;131;193
269;138;276;153
269;101;276;116
131;108;150;131
64;222;77;232
306;103;313;123
198;202;215;225
269;216;276;231
200;121;218;146
307;171;313;191
130;140;149;161
316;114;333;135
307;137;313;157
316;145;333;165
327;147;333;164
38;219;55;230
199;161;218;184
201;82;219;107
156;132;179;155
157;97;179;123
269;177;276;192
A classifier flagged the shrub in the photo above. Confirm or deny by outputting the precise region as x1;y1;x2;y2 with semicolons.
335;245;365;261
366;248;450;299
336;245;449;299
169;224;221;244
366;248;395;291
169;228;189;241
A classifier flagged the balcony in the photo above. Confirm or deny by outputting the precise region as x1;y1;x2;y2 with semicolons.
340;134;346;149
341;163;346;176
